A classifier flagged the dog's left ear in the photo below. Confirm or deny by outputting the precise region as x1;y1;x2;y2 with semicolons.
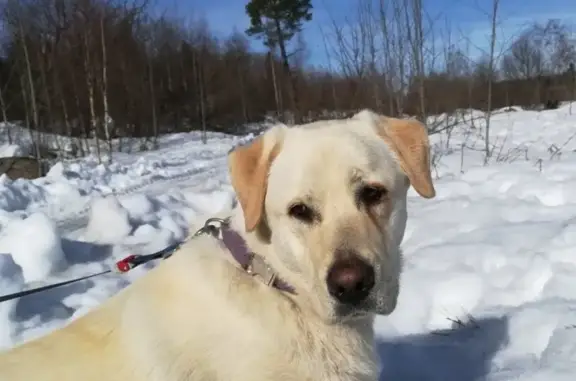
228;132;283;232
376;117;436;199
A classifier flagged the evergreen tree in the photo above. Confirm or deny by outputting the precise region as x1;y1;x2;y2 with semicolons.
245;0;312;123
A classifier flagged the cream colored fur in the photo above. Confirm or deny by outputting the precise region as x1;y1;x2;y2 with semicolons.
0;109;435;381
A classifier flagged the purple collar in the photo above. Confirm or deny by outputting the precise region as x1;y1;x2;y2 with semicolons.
200;219;295;294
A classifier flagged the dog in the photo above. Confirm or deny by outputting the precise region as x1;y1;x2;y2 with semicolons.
0;109;436;381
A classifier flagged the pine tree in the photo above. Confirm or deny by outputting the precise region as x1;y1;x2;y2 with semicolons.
245;0;312;123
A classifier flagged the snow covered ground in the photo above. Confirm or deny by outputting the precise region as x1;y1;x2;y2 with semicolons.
1;105;576;380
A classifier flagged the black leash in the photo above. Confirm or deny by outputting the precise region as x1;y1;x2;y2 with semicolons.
0;241;182;304
0;270;112;303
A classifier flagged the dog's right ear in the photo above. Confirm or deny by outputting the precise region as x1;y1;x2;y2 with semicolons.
376;117;436;199
228;130;283;232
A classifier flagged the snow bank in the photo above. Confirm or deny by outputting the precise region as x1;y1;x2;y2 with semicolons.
0;126;247;228
0;254;24;349
84;197;132;244
0;144;27;158
0;213;65;283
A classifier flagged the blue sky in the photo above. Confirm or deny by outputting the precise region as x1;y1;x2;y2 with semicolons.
156;0;576;68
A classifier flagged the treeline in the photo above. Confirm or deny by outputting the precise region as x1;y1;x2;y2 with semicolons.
407;19;576;116
0;0;575;153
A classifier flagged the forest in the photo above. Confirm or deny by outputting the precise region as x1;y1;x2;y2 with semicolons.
0;0;574;159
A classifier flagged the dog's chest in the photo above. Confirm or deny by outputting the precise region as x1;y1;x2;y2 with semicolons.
298;331;377;381
235;322;379;381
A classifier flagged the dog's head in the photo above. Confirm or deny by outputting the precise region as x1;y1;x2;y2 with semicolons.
227;110;435;322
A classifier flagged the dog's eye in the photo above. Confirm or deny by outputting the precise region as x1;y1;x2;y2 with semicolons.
288;203;315;223
358;185;387;205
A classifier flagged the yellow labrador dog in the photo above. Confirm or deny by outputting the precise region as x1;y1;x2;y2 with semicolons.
0;109;435;381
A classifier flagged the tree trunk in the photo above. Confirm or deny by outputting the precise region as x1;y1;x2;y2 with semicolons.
84;28;101;163
100;13;112;162
19;20;42;176
194;47;207;143
238;65;248;123
148;51;159;147
269;51;283;120
484;0;499;164
273;17;299;124
411;0;426;122
38;44;57;149
0;80;10;144
70;67;88;156
54;68;76;156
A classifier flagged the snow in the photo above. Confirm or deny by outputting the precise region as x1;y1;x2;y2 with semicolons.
1;105;576;379
0;144;26;158
0;212;65;283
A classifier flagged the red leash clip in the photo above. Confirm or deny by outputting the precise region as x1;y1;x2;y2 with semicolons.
115;255;138;273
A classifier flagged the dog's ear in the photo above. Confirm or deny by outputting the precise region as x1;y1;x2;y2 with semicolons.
376;117;436;199
228;134;282;232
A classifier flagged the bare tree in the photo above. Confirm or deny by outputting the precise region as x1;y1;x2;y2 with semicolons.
378;0;398;115
484;0;499;163
0;78;10;144
82;13;101;162
407;0;426;121
100;10;112;161
18;10;42;173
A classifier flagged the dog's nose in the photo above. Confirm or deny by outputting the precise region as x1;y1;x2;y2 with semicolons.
326;255;375;305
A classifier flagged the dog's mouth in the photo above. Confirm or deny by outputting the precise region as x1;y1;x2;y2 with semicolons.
335;304;371;319
332;286;398;319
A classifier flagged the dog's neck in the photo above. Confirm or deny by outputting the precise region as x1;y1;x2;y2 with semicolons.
223;210;295;294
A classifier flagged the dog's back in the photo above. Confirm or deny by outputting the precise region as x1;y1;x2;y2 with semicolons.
0;289;128;380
